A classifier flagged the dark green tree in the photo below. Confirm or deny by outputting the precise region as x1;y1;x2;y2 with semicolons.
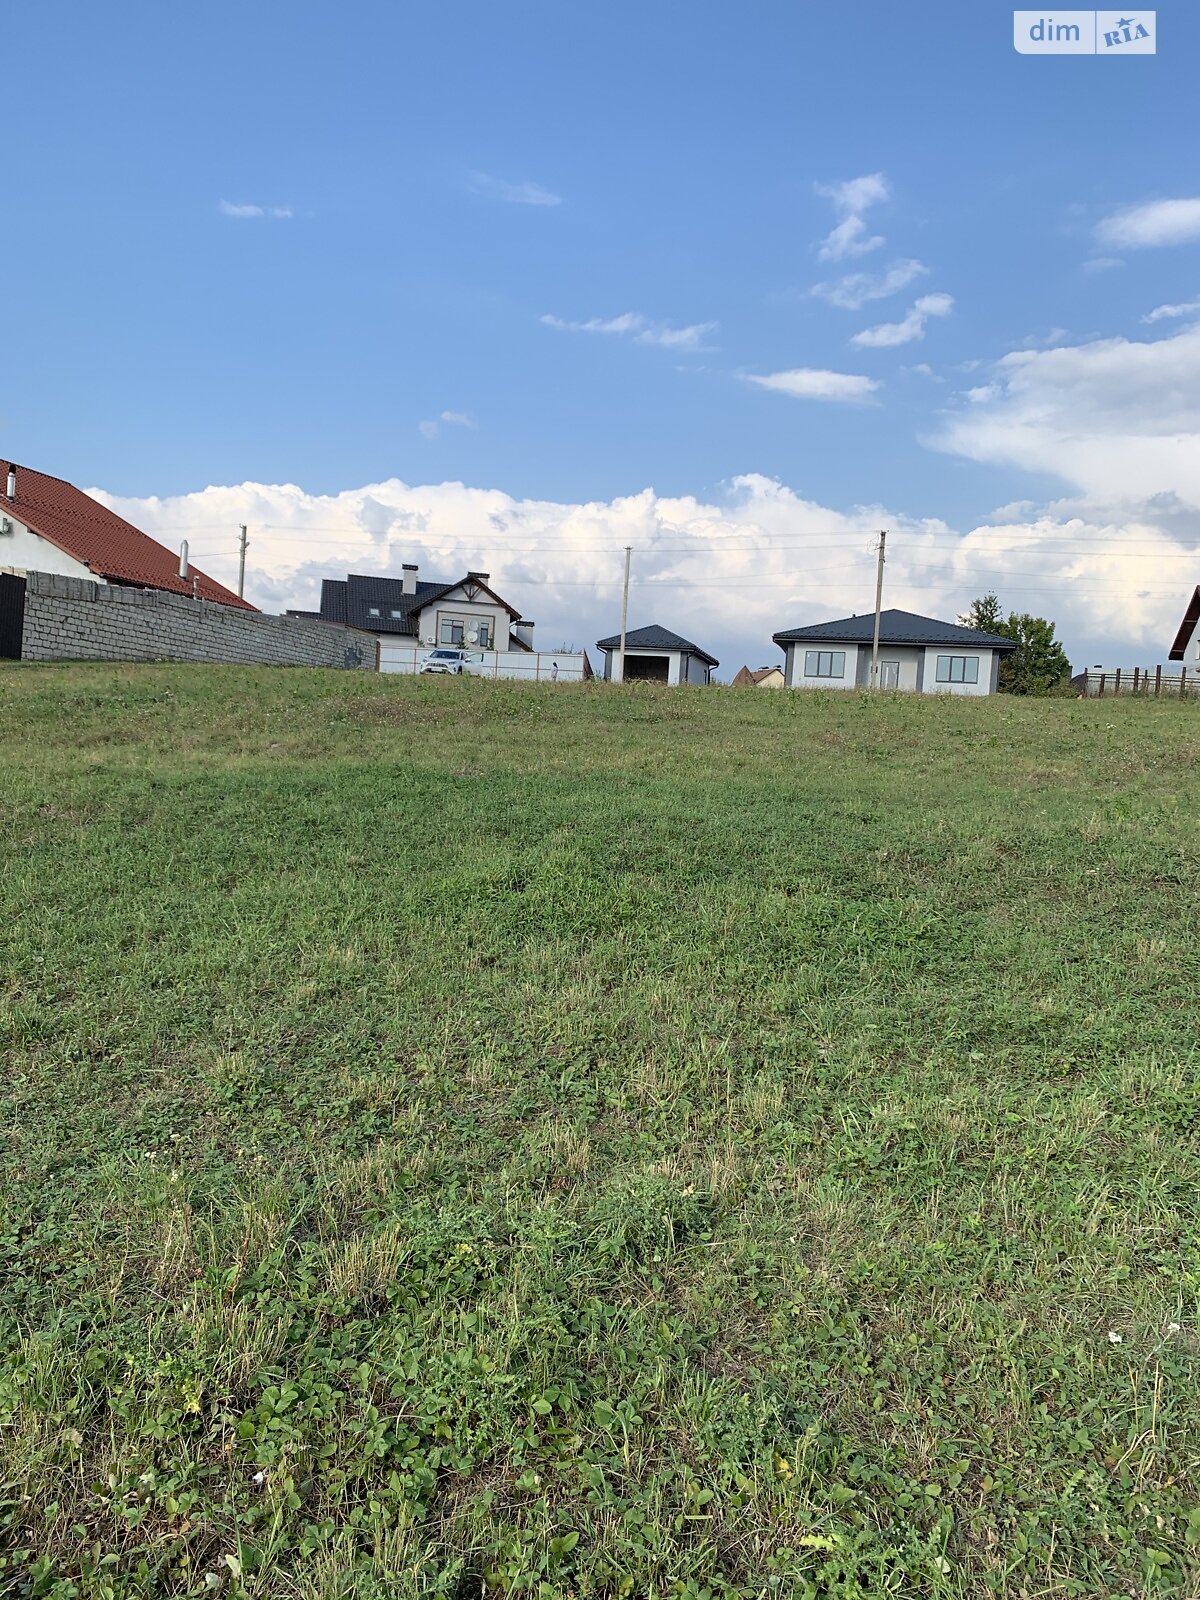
960;595;1072;695
961;593;1005;634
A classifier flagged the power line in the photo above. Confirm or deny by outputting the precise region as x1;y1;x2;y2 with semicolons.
164;527;1200;559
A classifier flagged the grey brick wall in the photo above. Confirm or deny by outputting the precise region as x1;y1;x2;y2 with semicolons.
10;570;374;669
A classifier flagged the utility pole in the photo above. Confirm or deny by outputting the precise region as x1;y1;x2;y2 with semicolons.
237;525;248;600
869;530;887;689
617;545;631;684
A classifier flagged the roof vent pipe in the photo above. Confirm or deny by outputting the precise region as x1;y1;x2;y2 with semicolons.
179;540;189;579
5;466;14;500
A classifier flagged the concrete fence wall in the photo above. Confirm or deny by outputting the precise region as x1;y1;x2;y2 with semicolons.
377;639;591;681
1;569;375;670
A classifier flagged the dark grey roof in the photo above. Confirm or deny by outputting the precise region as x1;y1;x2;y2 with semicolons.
316;572;522;635
595;623;719;667
319;578;349;625
772;608;1015;651
341;575;452;634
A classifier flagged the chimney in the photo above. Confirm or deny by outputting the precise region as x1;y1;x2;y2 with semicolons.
5;465;14;500
401;561;418;596
467;570;490;583
179;540;189;579
514;620;535;648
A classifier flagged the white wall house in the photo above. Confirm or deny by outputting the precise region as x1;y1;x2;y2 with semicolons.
294;565;535;656
0;513;100;582
772;609;1014;696
1;459;248;608
595;623;718;685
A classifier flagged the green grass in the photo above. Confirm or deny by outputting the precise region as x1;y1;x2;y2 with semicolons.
1;664;1198;1600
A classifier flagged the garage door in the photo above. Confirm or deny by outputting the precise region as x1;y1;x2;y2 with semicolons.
623;654;670;683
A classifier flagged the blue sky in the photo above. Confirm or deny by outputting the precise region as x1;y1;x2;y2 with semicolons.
7;2;1200;672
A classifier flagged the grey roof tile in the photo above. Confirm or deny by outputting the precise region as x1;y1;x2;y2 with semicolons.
772;608;1015;651
595;622;719;667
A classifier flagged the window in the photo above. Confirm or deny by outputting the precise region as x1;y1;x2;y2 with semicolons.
935;655;979;684
439;614;492;647
390;608;403;619
804;649;846;679
367;606;381;618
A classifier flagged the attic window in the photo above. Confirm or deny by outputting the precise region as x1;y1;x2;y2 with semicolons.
368;606;381;618
390;609;403;619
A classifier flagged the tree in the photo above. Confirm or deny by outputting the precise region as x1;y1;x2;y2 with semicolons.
960;595;1072;695
961;593;1004;634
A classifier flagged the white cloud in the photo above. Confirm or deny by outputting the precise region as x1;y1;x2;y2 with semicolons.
541;312;717;351
636;321;718;351
933;321;1200;505
819;216;885;263
465;171;561;207
1142;301;1200;324
418;410;476;440
220;201;293;219
812;258;928;310
744;368;880;402
541;312;645;335
818;174;890;215
1096;197;1200;249
815;173;889;261
1020;327;1070;348
851;292;954;349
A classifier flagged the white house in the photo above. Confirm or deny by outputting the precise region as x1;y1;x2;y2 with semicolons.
1168;586;1200;669
296;566;533;654
596;623;718;684
772;608;1014;695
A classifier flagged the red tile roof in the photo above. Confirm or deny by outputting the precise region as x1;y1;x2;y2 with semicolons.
0;460;254;610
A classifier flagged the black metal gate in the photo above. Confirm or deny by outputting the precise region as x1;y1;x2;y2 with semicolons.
0;572;26;659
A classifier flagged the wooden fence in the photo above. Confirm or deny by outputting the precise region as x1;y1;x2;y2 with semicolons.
1077;666;1200;698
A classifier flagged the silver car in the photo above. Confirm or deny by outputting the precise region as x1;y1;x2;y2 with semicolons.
421;648;479;675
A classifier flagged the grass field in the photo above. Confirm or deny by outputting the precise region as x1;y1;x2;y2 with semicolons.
1;664;1198;1600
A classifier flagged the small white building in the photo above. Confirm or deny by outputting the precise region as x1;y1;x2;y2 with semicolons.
772;608;1013;695
596;623;718;685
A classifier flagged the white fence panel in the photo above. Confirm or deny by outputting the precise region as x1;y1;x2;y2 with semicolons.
377;643;590;682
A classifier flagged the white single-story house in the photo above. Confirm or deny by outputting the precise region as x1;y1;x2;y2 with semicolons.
293;566;534;654
1168;586;1200;668
772;608;1014;695
596;623;718;685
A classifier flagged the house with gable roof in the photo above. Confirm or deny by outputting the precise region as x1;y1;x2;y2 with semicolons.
0;459;250;608
594;623;718;684
295;564;534;653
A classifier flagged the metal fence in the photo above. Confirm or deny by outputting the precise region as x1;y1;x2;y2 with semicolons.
1077;666;1199;698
